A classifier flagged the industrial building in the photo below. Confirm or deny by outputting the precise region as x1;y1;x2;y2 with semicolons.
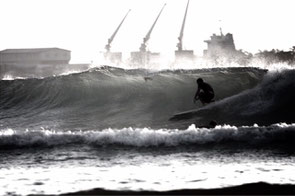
0;48;71;66
101;0;244;66
98;0;246;66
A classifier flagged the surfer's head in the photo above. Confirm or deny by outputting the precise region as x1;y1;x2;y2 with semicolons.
197;78;203;84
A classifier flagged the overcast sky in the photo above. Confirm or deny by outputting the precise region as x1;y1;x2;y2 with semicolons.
1;0;294;63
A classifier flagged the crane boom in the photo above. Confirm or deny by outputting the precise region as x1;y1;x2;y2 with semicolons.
140;3;166;52
105;9;131;52
177;0;190;51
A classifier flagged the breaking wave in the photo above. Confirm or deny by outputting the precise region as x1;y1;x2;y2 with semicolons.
0;66;265;130
0;123;294;149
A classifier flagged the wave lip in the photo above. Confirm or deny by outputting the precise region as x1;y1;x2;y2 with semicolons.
1;123;294;149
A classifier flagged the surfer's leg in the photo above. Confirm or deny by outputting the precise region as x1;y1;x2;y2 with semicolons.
199;92;205;104
203;93;214;103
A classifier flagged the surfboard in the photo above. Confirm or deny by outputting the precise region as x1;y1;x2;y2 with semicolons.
170;100;215;121
169;109;200;121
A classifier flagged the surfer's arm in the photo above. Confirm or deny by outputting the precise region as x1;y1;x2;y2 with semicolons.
194;88;200;102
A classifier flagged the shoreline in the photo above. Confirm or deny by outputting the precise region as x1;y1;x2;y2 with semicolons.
58;182;295;195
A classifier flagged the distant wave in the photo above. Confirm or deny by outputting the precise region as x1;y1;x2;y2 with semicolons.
0;123;294;149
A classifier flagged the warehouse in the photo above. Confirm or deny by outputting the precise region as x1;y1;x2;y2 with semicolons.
0;48;71;66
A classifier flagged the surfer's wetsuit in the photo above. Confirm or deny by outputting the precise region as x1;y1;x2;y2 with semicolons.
194;79;214;104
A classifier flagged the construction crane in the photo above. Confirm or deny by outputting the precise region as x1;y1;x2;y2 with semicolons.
139;3;166;52
176;0;189;51
105;9;131;53
175;0;194;62
130;3;166;66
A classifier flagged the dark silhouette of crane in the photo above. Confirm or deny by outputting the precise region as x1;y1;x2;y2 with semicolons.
104;9;131;63
105;9;131;52
176;0;189;51
139;3;166;52
175;0;194;62
130;3;166;66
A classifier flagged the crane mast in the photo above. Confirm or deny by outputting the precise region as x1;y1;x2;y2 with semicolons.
140;3;166;52
177;0;190;51
105;9;131;52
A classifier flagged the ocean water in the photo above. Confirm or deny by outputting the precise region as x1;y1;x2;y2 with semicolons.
0;64;295;195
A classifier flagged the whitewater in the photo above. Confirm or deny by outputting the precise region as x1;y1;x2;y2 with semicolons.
0;62;295;195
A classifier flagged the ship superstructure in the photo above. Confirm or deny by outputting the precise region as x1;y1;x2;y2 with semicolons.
203;28;237;59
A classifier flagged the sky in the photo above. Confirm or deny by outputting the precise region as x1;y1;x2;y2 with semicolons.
0;0;294;63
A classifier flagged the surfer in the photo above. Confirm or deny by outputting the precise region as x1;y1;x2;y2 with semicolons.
193;78;215;105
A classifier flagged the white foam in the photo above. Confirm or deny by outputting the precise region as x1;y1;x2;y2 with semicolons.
1;123;295;148
2;75;27;80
